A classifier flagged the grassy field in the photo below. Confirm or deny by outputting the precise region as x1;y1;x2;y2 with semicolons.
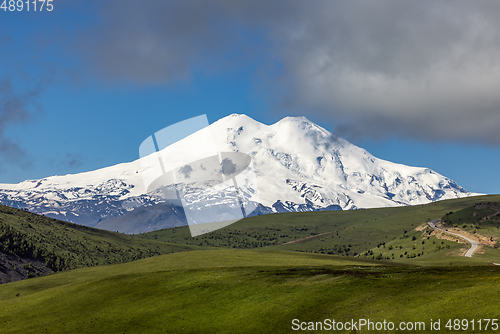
357;220;500;265
0;205;201;272
442;201;500;240
140;195;500;263
2;196;500;333
1;249;499;333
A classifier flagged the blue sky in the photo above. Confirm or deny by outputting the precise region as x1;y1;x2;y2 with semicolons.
1;1;499;194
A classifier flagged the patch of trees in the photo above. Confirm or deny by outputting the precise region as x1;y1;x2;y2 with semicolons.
0;221;163;273
0;222;65;271
181;229;291;248
317;244;351;255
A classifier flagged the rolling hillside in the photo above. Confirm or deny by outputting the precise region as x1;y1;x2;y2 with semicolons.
2;195;499;285
140;195;500;263
0;204;200;283
1;197;499;332
1;250;499;333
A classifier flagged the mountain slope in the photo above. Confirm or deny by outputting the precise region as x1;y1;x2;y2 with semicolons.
94;201;187;234
209;114;473;209
0;204;199;283
0;114;477;232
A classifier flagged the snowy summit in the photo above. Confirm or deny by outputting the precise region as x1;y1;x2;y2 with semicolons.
0;114;477;232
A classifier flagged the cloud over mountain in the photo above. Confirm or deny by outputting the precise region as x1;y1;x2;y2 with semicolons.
80;0;500;144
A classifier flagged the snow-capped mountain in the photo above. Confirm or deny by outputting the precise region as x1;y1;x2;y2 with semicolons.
0;114;477;232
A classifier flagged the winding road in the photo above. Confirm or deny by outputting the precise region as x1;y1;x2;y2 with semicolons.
427;220;480;257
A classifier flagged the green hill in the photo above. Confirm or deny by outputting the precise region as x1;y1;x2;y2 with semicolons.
2;197;500;332
1;249;499;333
355;199;500;266
358;223;500;265
140;195;500;265
442;201;500;238
0;204;200;277
2;195;499;282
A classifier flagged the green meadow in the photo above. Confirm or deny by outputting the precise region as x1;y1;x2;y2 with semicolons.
1;195;500;333
0;205;200;272
442;201;500;240
140;195;500;263
1;249;500;333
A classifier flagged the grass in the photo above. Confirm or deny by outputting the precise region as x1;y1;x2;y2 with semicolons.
139;195;500;263
408;243;500;266
1;249;500;333
358;218;500;266
359;227;460;260
442;201;500;240
2;196;500;332
0;205;201;272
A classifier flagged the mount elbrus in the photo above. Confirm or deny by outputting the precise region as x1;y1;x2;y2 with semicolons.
0;115;475;234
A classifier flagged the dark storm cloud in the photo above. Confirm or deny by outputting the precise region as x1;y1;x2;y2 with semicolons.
82;0;294;83
82;0;500;144
278;1;500;145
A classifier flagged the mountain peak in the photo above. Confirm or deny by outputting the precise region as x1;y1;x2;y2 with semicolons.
227;113;253;119
276;115;312;123
212;113;262;129
0;114;478;232
220;113;315;129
